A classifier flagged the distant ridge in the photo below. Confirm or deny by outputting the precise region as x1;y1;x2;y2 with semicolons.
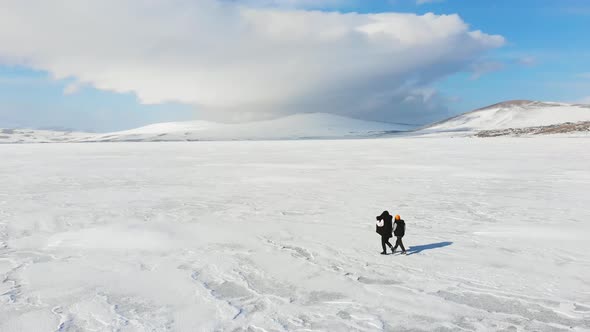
422;100;590;134
0;113;415;143
475;100;534;111
4;101;590;143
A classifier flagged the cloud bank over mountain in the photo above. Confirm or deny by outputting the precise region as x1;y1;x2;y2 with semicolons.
0;0;504;124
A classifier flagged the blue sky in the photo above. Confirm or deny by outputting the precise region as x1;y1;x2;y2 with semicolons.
337;0;590;109
1;0;589;132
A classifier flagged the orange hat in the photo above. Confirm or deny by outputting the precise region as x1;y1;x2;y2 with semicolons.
395;215;401;221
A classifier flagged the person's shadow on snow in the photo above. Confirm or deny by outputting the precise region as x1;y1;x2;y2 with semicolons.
406;241;453;255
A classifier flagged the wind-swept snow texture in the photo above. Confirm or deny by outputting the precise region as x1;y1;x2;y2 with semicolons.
424;100;590;134
1;138;589;331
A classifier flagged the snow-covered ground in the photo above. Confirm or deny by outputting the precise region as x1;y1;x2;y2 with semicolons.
1;138;589;331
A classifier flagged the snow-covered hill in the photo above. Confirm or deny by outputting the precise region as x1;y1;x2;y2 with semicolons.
0;128;91;144
88;113;412;142
4;102;590;143
422;100;590;134
0;113;413;144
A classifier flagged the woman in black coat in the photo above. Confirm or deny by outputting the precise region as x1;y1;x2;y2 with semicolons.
376;211;394;255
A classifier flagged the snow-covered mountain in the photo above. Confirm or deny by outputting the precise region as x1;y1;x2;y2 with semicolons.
0;113;413;144
89;113;412;142
423;100;590;134
4;102;590;143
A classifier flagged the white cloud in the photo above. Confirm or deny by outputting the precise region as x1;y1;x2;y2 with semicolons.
0;0;504;124
446;96;462;103
578;96;590;104
516;56;537;66
63;82;82;95
416;0;444;5
470;61;506;80
229;0;349;9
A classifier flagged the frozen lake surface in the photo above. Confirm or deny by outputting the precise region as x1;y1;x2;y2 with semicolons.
1;138;589;331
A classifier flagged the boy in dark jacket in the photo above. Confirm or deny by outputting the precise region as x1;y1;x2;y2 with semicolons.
376;211;394;255
392;215;406;254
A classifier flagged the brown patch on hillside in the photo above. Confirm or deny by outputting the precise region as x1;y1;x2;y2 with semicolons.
476;121;590;137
